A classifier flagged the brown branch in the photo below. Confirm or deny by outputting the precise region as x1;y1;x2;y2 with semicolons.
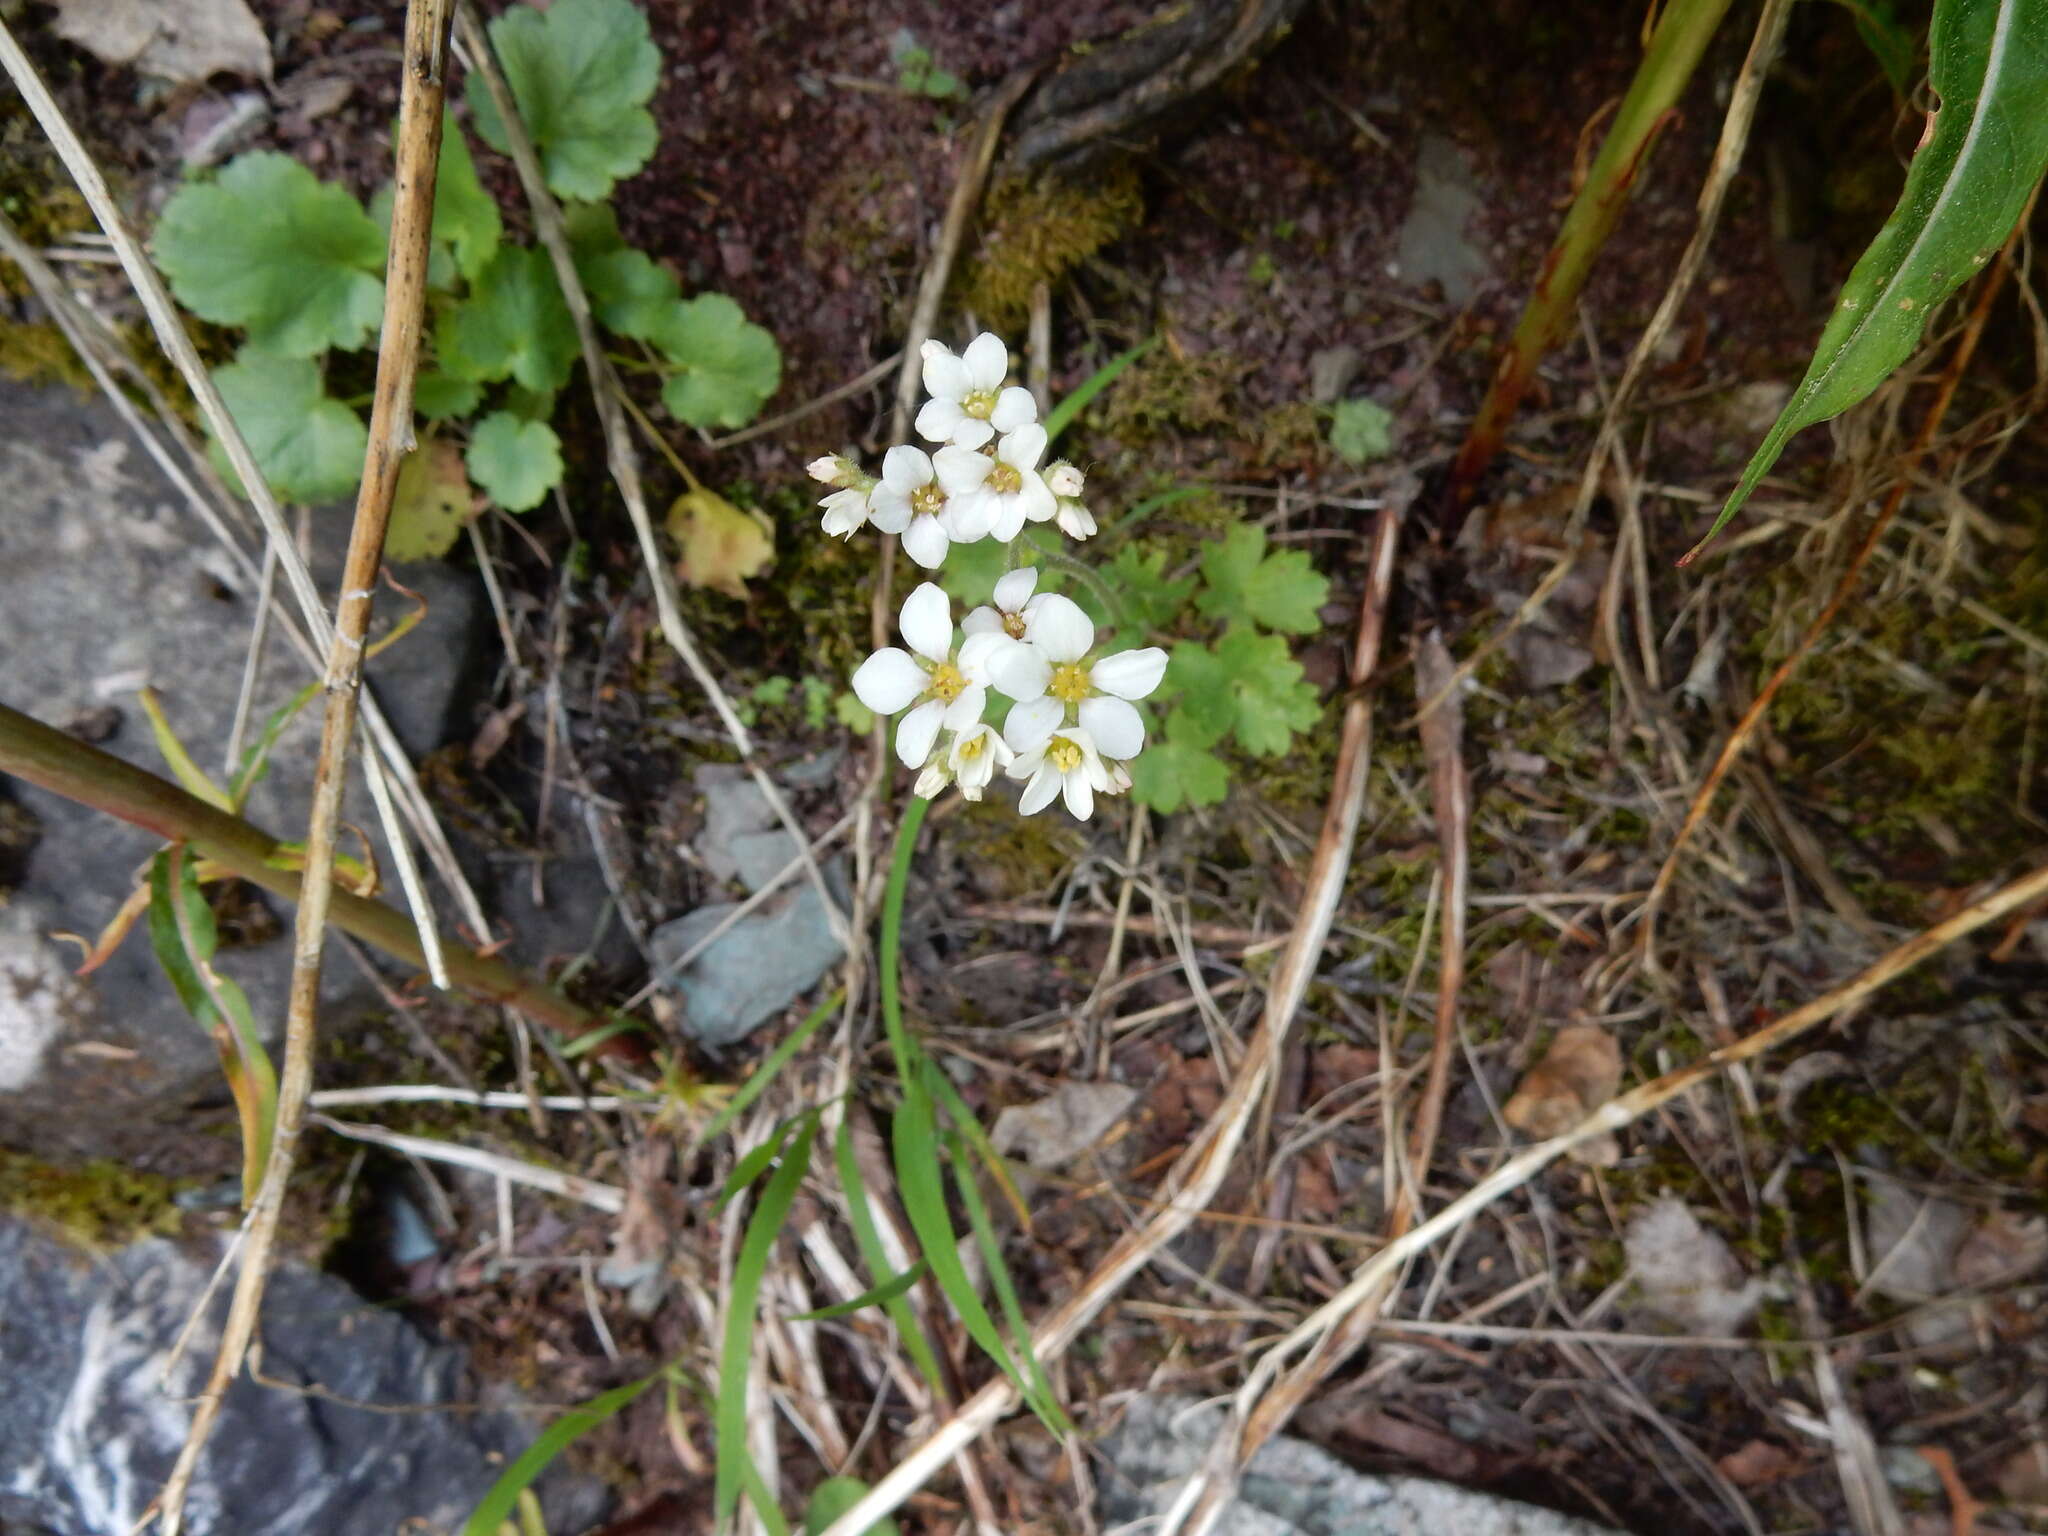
0;701;631;1047
151;10;456;1526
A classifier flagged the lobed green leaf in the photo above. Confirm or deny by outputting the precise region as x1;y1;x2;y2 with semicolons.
438;246;579;394
1195;523;1330;635
653;293;782;430
209;350;367;504
466;411;563;513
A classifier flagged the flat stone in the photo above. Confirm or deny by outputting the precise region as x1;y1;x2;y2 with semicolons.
694;767;776;885
0;1215;607;1536
0;380;483;1162
727;827;801;895
1392;134;1492;305
1099;1396;1625;1536
648;871;844;1049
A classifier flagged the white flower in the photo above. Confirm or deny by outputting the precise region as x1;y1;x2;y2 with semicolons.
995;593;1167;760
918;721;1013;802
916;333;1038;451
962;566;1048;643
819;485;874;539
953;424;1055;543
852;583;1005;768
1008;724;1119;819
1044;462;1096;541
809;454;855;487
867;444;993;568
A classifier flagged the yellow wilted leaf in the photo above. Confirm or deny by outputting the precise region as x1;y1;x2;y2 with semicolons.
386;437;475;562
667;486;772;598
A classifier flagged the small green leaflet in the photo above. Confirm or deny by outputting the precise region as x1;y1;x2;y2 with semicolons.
1104;545;1196;633
467;411;563;512
1691;0;2048;562
413;371;481;421
438;246;579;393
156;152;385;357
1166;628;1320;757
653;294;782;429
1328;396;1395;465
468;0;660;202
210;350;367;504
580;248;680;339
1128;709;1230;813
1195;522;1330;634
425;115;502;283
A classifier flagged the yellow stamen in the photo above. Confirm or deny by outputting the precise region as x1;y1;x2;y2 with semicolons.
1002;611;1027;639
1048;737;1083;774
986;462;1022;495
926;660;967;703
911;482;945;517
1048;663;1092;704
958;733;986;762
962;388;997;420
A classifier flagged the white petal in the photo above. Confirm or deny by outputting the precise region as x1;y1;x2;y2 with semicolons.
882;444;934;492
921;343;969;401
956;630;1009;682
902;513;950;569
985;636;1050;700
1003;695;1063;750
961;606;1002;636
1018;763;1062;815
949;417;994;451
1045;461;1084;498
1007;743;1046;780
989;386;1037;432
932;444;994;496
1025;593;1093;663
1062;769;1095;821
819;489;867;537
1056;500;1097;540
807;454;843;484
899;581;953;662
1079;695;1145;759
895;698;945;769
915;397;966;444
962;332;1009;391
1015;472;1055;526
1090;647;1168;701
992;567;1039;613
987;495;1029;544
852;648;926;715
942;684;986;730
867;483;912;533
936;492;988;544
998;422;1047;472
913;761;951;800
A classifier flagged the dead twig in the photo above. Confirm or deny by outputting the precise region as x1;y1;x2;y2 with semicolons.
149;8;456;1532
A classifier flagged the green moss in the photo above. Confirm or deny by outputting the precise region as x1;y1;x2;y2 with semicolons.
947;794;1088;899
0;1148;184;1248
957;164;1142;331
1099;349;1253;445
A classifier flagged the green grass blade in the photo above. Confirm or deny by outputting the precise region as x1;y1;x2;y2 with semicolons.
702;988;843;1146
137;688;233;812
716;1112;818;1526
791;1259;927;1321
922;1058;1031;1232
462;1372;663;1536
558;1011;645;1058
804;1476;900;1536
891;1084;1025;1392
946;1131;1068;1433
228;679;320;810
1043;337;1153;447
832;1119;946;1393
1690;0;2048;561
877;796;928;1076
738;1454;795;1536
718;1113;805;1211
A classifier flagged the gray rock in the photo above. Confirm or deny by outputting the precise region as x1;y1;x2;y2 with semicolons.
0;1215;607;1536
728;827;802;896
1393;134;1493;305
1098;1396;1625;1536
0;381;483;1161
648;878;843;1049
695;767;776;885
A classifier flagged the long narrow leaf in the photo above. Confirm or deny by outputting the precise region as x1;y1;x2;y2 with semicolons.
947;1130;1068;1433
922;1059;1032;1233
718;1112;804;1211
702;988;843;1146
832;1119;946;1394
891;1085;1025;1392
791;1260;927;1321
1044;336;1153;446
715;1112;818;1526
1692;0;2048;560
462;1372;663;1536
137;689;232;812
228;679;319;810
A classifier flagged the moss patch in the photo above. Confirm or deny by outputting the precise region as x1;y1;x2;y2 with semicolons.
0;1148;184;1248
957;164;1142;331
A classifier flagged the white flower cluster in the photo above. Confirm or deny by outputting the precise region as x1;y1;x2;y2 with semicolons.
817;333;1162;819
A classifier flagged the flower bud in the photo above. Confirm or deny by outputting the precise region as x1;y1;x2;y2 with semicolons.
808;454;851;487
1046;461;1085;499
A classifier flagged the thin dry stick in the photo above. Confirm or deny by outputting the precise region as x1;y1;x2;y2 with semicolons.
1202;854;2048;1477
1637;205;2028;956
0;20;461;980
1167;625;1471;1536
816;490;1410;1536
452;0;847;952
150;9;455;1531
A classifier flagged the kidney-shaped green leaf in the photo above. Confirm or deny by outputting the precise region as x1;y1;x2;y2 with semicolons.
209;349;367;504
1693;0;2048;561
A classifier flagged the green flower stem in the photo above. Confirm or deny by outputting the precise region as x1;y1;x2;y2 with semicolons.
0;698;640;1058
878;792;930;1075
